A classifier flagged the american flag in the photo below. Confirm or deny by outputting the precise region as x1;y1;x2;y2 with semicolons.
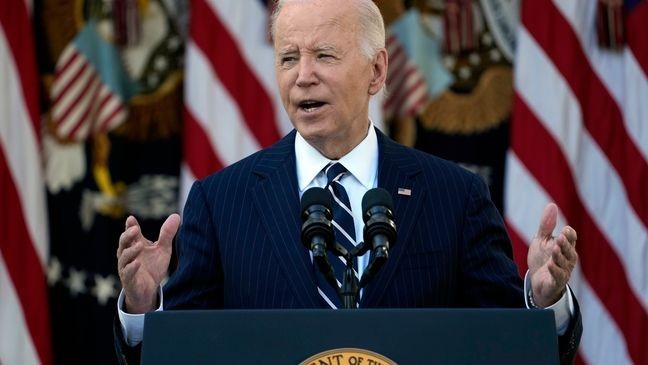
0;0;52;364
181;0;292;198
383;30;429;120
506;0;648;364
50;20;137;142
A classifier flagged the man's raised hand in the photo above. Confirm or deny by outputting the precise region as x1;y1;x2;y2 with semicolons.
117;214;181;313
527;203;578;308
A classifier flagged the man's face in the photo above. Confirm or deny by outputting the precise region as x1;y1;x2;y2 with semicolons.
274;0;385;158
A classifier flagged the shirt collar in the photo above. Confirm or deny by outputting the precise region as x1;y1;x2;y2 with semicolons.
295;123;378;191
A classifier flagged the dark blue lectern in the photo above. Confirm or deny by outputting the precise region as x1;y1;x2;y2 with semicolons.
141;309;559;364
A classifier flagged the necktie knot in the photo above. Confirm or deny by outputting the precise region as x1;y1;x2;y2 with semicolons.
325;162;348;185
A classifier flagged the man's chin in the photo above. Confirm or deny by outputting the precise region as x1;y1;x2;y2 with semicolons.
300;132;328;147
297;128;332;151
294;120;330;140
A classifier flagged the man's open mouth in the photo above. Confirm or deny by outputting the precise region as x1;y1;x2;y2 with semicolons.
299;100;326;112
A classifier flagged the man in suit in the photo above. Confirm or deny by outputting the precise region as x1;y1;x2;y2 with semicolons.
115;0;582;363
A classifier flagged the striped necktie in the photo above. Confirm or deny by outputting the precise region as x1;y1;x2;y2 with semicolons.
316;162;359;308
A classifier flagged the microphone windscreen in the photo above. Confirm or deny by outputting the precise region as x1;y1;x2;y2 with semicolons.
362;188;394;213
301;187;332;212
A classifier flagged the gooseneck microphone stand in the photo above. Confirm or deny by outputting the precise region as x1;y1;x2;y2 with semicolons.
336;239;393;309
339;253;360;309
301;187;396;310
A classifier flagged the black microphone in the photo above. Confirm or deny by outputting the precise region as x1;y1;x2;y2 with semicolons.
300;187;334;256
300;187;338;291
359;188;397;288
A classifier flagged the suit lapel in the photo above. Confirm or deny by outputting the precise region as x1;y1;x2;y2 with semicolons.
250;131;323;308
248;129;425;308
361;129;425;307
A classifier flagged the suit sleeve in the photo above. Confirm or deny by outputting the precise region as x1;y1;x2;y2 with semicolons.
457;173;524;307
163;180;225;310
558;293;583;365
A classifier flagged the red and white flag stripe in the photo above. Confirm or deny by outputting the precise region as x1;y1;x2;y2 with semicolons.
0;0;52;364
506;0;648;364
50;45;127;141
181;0;293;204
383;31;428;120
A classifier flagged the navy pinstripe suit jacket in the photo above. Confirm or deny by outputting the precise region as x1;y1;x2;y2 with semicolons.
164;128;526;310
115;128;581;364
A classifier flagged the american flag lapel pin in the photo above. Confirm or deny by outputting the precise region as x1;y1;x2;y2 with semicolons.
397;187;412;196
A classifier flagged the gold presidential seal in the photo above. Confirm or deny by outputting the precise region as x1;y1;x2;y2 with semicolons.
300;348;397;365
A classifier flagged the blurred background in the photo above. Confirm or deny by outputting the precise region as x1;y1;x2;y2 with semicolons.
1;0;646;364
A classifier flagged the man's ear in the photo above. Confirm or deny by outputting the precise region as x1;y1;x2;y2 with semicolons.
368;48;388;96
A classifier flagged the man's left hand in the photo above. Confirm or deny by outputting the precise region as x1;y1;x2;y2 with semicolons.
527;203;578;308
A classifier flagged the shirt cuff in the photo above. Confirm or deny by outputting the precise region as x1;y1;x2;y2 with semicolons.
117;287;164;346
523;271;574;336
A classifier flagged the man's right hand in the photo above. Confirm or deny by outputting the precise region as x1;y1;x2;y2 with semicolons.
117;214;181;314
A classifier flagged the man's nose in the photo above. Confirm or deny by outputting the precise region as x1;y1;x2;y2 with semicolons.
295;58;318;87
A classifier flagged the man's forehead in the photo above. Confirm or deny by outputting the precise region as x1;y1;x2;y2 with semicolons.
276;0;357;29
280;0;355;10
277;20;346;41
275;7;357;43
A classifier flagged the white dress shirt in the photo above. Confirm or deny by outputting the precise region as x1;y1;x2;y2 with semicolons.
118;122;572;345
295;123;379;278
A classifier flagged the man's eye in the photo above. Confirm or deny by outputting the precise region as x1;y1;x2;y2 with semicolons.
318;54;333;60
281;57;297;64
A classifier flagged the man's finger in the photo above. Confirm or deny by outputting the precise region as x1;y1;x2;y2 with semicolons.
561;225;577;245
551;243;570;269
547;260;568;286
556;234;578;266
125;215;139;230
158;213;181;248
118;241;143;272
118;225;139;248
117;225;140;259
120;259;141;285
536;203;558;240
